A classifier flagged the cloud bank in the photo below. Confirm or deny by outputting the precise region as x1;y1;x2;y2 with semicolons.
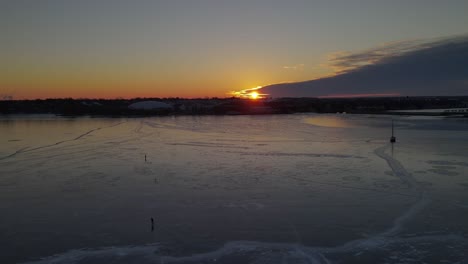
262;35;468;97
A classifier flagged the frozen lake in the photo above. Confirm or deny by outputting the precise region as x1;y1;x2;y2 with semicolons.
1;114;467;263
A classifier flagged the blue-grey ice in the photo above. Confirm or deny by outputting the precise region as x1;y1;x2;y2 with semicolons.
1;114;467;263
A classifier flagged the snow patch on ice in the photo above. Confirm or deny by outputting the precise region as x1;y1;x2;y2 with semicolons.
374;145;418;188
22;234;467;264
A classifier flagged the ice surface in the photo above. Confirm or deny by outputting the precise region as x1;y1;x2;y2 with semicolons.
0;114;467;263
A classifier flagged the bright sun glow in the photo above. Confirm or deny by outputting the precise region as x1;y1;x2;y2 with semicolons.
249;92;259;99
229;86;267;99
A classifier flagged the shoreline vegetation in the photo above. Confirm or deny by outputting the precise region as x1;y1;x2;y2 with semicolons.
1;96;467;117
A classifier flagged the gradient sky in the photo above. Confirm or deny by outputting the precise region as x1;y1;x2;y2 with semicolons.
1;0;468;99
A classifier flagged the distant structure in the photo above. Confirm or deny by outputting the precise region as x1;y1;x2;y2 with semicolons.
390;119;396;143
128;101;172;110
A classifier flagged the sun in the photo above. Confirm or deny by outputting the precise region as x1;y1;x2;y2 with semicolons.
249;92;259;100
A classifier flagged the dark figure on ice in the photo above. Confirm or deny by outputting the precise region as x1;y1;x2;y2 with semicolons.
390;119;396;143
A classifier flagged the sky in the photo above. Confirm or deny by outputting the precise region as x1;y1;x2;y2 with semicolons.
1;0;468;99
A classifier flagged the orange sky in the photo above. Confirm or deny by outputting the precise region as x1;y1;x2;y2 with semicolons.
1;58;329;99
2;1;467;99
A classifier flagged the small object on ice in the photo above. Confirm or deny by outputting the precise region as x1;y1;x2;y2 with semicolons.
390;119;396;143
151;217;154;231
145;154;147;162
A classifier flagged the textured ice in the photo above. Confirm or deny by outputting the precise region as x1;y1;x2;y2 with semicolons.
1;114;468;264
22;236;467;264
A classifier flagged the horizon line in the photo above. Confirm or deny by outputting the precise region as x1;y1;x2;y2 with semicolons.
2;94;468;101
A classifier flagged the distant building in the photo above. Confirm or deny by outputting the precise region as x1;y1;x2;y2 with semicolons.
128;101;173;110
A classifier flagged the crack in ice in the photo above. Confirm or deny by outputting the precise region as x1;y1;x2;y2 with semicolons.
0;122;126;161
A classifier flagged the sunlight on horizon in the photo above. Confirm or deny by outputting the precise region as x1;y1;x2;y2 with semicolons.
229;86;269;99
249;91;259;99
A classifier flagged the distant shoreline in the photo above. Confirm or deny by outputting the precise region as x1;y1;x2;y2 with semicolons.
1;96;467;117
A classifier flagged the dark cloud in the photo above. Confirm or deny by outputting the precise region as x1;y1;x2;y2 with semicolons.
262;35;468;97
